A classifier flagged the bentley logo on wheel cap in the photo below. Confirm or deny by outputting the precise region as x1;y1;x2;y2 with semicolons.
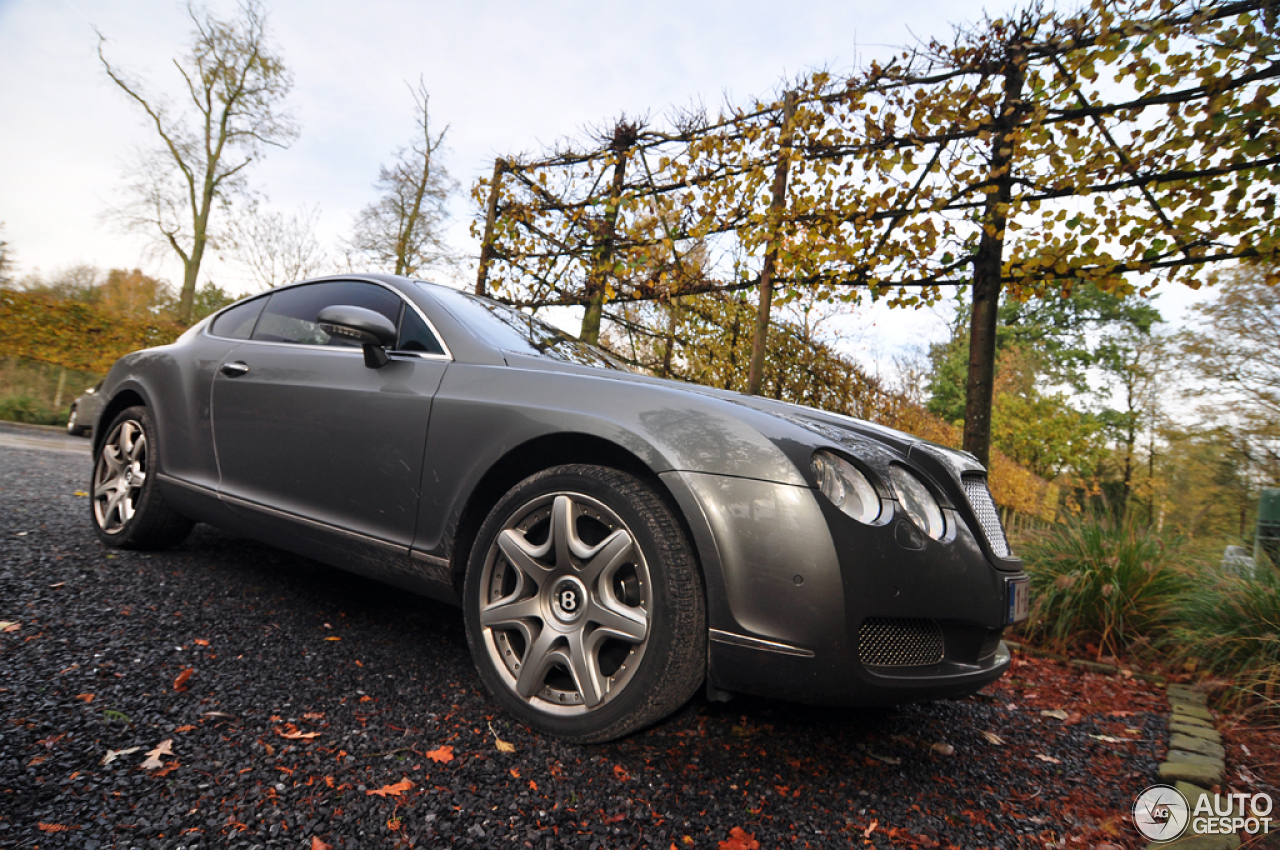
550;576;587;623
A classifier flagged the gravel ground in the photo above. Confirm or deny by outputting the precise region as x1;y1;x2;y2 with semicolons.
1;441;1168;849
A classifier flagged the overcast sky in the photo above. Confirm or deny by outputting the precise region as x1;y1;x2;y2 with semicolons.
0;0;1209;369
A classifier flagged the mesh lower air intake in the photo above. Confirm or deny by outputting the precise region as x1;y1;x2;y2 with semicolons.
858;618;944;667
962;475;1011;558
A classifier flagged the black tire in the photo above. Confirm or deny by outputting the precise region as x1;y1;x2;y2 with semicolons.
463;464;706;743
90;405;193;550
67;404;88;437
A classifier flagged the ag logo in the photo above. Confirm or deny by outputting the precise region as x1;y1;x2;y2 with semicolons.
1133;784;1190;841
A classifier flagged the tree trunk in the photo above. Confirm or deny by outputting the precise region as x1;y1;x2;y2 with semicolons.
747;92;797;396
475;158;506;296
963;52;1025;468
581;146;629;346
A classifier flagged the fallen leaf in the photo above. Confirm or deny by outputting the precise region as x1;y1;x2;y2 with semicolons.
73;490;89;497
38;823;78;832
488;721;515;752
277;724;320;741
202;711;237;721
173;668;193;692
139;739;174;771
102;746;141;765
153;761;179;777
863;820;879;839
869;753;902;765
613;764;631;781
930;742;955;756
425;745;454;763
1089;734;1126;744
359;695;373;703
0;621;19;632
324;636;341;641
194;638;209;646
49;582;65;589
303;712;325;721
1040;709;1069;721
175;725;196;732
718;826;760;850
603;813;625;825
76;693;94;703
367;778;413;797
310;837;333;850
1064;711;1084;725
980;731;1005;745
1035;754;1062;764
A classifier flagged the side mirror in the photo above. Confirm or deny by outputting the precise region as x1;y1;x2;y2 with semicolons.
317;305;397;368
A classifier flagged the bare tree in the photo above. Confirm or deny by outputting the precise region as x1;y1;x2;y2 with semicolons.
98;0;297;323
348;79;455;276
229;202;327;289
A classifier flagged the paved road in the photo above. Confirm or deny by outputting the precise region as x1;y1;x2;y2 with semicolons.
0;421;90;455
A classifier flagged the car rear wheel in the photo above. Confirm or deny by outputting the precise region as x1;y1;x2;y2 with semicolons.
91;406;193;550
463;464;705;742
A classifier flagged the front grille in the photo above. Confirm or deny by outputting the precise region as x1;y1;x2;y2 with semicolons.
962;475;1011;558
858;618;944;667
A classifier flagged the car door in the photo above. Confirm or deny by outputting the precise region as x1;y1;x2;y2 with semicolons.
210;280;449;551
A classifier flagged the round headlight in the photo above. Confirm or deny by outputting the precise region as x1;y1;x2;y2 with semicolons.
811;450;882;524
890;466;946;540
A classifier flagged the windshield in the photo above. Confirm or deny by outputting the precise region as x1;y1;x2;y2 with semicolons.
421;284;629;371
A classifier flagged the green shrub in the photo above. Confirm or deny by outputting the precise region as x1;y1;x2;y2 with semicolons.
1019;515;1189;658
0;393;65;425
1173;565;1280;715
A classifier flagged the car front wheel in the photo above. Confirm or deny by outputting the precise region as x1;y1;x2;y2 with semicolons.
464;464;705;742
91;406;193;550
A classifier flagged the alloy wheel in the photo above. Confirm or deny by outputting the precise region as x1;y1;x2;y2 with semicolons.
93;419;148;534
478;492;651;715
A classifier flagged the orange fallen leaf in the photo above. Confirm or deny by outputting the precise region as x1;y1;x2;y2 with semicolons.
154;761;180;777
303;712;325;721
76;693;94;704
310;837;333;850
367;778;413;797
0;621;20;632
510;768;521;778
425;745;454;763
719;826;760;850
359;695;374;703
175;724;196;732
194;639;209;646
277;723;321;741
173;668;193;692
38;823;78;832
613;764;630;781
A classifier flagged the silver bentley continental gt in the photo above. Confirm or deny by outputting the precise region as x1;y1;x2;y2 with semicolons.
88;274;1031;742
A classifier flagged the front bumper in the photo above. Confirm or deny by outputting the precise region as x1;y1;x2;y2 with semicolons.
661;470;1022;705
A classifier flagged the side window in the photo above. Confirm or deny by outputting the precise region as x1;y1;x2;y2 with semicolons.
209;297;267;340
251;282;403;347
396;306;445;354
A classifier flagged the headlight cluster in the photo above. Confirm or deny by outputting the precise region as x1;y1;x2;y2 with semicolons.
811;450;881;524
811;450;946;540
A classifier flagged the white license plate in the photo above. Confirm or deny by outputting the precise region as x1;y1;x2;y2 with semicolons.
1006;577;1030;624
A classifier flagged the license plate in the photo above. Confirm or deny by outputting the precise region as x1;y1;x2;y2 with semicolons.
1006;577;1031;624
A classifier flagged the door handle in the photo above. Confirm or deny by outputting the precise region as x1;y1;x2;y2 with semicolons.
220;361;250;377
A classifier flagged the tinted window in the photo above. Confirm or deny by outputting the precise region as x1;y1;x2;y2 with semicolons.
397;306;445;354
422;285;627;370
252;282;403;347
210;297;267;340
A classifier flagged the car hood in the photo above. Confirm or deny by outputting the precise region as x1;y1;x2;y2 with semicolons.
500;352;985;481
